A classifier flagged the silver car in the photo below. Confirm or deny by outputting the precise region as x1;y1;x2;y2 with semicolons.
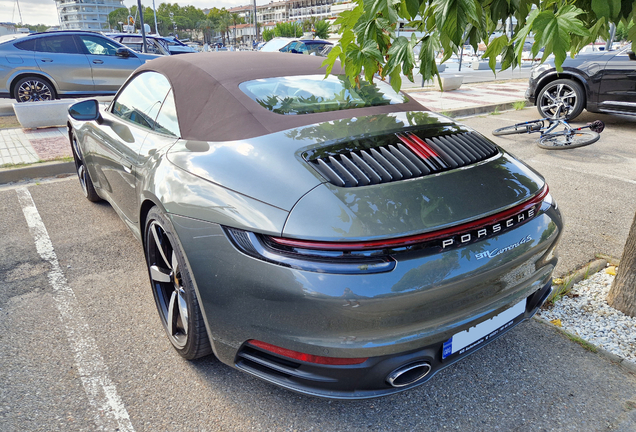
0;31;159;102
105;33;171;56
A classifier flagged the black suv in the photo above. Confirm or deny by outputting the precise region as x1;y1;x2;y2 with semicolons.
526;46;636;119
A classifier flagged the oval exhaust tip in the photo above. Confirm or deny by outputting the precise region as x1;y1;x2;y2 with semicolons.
386;361;432;388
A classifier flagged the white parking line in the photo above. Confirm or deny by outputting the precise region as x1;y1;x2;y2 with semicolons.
16;187;135;432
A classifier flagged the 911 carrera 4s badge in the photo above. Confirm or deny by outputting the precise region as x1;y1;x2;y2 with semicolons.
475;235;533;260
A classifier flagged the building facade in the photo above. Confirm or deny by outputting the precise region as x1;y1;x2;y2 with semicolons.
229;0;349;27
54;0;125;31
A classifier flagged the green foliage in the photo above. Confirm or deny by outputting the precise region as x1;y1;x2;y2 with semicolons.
24;24;50;33
108;8;130;30
262;29;275;42
274;22;303;38
615;20;634;41
325;0;636;93
314;20;331;39
109;3;207;38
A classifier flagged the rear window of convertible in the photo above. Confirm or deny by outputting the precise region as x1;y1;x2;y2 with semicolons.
239;75;408;115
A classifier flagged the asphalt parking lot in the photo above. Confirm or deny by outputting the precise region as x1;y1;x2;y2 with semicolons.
1;107;636;431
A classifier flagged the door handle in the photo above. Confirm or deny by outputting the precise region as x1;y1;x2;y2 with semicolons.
40;58;53;62
123;164;132;174
92;59;104;64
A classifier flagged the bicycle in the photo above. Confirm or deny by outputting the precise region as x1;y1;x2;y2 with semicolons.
492;106;605;150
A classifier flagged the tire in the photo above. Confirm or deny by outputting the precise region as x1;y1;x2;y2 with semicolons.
493;121;543;136
70;132;101;202
538;130;599;150
144;207;212;360
13;76;56;103
536;78;585;120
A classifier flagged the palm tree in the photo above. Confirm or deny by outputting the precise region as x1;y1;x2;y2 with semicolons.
230;13;244;47
197;19;215;44
216;12;232;46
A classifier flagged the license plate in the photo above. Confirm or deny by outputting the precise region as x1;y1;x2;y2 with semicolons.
442;299;526;360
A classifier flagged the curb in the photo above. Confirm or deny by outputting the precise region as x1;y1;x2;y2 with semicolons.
533;316;636;375
0;161;75;184
555;258;608;290
445;101;525;118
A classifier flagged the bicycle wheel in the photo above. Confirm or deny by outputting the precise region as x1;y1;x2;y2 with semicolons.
493;121;543;136
538;130;599;150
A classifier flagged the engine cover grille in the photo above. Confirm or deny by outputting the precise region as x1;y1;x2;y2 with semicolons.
307;131;498;187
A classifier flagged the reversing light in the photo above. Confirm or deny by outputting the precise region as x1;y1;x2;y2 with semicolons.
248;340;368;365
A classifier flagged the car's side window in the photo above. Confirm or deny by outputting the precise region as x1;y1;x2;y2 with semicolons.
77;35;121;56
297;42;308;54
34;35;79;54
14;39;36;51
154;89;180;137
111;72;171;131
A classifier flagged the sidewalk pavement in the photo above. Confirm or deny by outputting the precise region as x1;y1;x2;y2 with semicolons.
0;80;529;183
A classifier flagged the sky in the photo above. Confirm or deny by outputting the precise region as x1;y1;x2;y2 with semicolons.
1;0;267;27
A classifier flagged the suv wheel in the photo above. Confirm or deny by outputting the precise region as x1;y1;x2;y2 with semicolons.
13;76;56;103
537;79;585;120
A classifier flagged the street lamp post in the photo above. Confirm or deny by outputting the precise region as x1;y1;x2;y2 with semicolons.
252;0;258;43
137;0;148;53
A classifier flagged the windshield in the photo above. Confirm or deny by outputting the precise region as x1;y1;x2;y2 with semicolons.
239;75;408;115
260;38;294;52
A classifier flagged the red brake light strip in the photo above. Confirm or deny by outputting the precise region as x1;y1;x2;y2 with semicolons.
249;340;368;365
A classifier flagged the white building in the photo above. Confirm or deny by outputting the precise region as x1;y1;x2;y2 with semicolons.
55;0;125;31
229;0;345;27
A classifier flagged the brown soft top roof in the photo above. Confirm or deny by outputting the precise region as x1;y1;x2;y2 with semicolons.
136;52;427;141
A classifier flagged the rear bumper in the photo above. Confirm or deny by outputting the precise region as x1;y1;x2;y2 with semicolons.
233;281;552;399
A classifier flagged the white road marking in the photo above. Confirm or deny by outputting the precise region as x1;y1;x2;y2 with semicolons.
16;187;135;432
526;159;636;185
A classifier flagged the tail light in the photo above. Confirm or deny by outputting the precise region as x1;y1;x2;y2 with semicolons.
225;185;549;274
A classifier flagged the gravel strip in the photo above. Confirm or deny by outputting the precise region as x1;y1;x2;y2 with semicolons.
537;270;636;363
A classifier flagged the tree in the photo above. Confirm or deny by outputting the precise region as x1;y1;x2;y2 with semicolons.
608;214;636;316
216;11;232;46
274;21;303;38
108;7;130;31
262;28;275;41
197;19;216;43
24;23;50;32
314;19;331;39
324;0;636;92
614;20;634;41
324;0;636;317
230;13;244;47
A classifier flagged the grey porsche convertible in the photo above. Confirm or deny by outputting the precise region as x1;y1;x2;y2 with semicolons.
67;52;562;399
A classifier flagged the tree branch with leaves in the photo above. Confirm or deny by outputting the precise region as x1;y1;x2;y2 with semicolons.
323;0;635;93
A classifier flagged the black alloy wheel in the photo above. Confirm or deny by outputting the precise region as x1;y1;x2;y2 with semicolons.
537;79;585;120
71;132;101;202
144;207;212;360
14;76;56;103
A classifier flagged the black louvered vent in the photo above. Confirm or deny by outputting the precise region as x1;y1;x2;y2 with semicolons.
308;131;498;187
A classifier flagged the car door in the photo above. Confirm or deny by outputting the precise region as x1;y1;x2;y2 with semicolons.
76;34;144;92
85;72;171;223
597;49;636;113
32;34;93;93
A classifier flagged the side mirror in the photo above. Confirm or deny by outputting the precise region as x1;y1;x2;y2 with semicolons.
116;47;131;58
69;99;102;123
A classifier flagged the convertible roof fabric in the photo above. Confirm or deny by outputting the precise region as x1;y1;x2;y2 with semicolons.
136;52;427;141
